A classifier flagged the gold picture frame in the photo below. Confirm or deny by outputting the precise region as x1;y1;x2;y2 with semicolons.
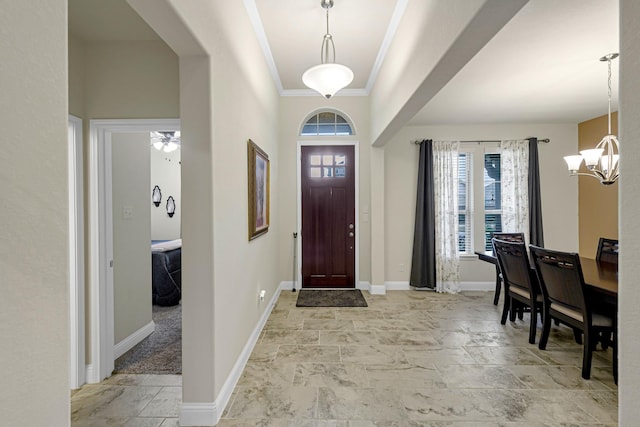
247;139;270;240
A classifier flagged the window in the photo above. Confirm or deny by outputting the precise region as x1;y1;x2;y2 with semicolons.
457;147;502;254
301;111;353;136
483;153;502;251
458;153;472;253
308;153;346;178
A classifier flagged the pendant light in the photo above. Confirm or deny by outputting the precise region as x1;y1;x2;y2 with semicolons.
564;53;620;185
302;0;354;98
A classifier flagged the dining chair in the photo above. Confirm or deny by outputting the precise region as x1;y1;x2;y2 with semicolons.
596;237;619;265
530;245;617;381
493;238;543;344
490;232;525;305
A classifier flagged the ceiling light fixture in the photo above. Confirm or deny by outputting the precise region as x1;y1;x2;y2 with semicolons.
564;53;620;185
151;131;180;153
302;0;353;98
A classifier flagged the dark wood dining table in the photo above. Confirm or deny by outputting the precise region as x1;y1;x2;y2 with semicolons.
476;250;618;304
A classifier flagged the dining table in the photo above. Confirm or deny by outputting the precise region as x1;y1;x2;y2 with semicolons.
475;250;618;306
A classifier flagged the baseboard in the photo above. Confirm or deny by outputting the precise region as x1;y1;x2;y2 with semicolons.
460;281;495;292
113;320;155;359
85;364;95;385
180;286;281;426
385;281;411;290
356;281;371;291
369;283;386;295
179;402;217;426
383;281;494;292
280;280;297;291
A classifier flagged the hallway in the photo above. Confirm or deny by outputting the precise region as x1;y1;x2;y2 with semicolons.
72;290;617;426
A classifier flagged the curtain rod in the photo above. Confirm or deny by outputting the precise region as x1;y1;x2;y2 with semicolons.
411;138;550;145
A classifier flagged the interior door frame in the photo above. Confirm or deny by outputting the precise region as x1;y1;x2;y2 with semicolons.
68;115;85;389
88;118;180;383
296;140;359;289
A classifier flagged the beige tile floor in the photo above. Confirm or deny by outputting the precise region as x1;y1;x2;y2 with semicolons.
71;290;618;426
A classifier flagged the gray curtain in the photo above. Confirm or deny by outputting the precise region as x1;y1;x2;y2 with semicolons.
528;137;544;246
410;139;436;289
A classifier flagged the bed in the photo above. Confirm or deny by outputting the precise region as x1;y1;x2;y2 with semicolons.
151;239;182;306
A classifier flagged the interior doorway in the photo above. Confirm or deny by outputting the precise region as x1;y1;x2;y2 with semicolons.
88;118;180;383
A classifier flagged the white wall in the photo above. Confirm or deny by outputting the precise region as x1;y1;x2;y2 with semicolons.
384;123;578;284
0;0;69;425
112;133;153;344
150;145;181;240
278;97;372;285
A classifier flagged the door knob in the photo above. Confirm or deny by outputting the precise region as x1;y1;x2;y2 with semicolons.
349;224;354;230
349;232;354;237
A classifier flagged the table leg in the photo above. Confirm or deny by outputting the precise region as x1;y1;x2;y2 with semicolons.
493;265;501;305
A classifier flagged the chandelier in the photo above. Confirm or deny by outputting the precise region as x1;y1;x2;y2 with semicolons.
151;131;180;153
302;0;354;98
564;53;619;185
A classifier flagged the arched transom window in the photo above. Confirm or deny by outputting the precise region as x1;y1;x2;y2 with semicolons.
300;111;354;136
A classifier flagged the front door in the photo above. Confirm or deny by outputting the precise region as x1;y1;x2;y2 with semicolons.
301;145;355;288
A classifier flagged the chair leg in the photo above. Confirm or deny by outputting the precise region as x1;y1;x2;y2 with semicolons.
509;301;518;322
500;294;510;325
573;328;583;345
493;267;501;305
538;308;551;350
528;305;537;344
581;328;593;380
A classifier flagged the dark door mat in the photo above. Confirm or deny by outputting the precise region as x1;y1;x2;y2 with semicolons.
296;289;368;307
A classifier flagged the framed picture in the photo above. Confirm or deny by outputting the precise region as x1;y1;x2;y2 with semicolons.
247;139;270;240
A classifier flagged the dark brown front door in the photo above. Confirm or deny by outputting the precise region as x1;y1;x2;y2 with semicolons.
301;145;355;288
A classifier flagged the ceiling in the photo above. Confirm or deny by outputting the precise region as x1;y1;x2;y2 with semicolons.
68;0;619;126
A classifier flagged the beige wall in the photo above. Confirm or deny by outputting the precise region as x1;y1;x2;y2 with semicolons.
278;97;372;285
68;36;180;364
84;40;179;119
69;35;85;118
384;123;579;284
151;146;181;240
131;0;283;407
619;0;640;422
112;133;153;344
577;112;619;257
1;0;69;425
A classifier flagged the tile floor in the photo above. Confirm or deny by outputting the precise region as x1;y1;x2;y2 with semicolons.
71;290;618;426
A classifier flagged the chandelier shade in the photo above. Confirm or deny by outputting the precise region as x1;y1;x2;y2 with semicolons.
563;53;619;185
302;0;353;98
302;63;354;99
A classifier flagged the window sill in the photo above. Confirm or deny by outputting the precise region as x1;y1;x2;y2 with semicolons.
460;254;479;261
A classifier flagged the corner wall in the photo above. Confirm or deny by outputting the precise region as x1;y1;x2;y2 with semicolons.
618;0;640;422
1;0;69;424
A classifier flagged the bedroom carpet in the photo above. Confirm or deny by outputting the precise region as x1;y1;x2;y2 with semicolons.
295;289;368;307
113;303;181;375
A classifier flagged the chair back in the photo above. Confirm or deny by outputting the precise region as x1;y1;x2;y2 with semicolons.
491;232;525;255
493;238;536;298
596;238;619;265
530;245;587;323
